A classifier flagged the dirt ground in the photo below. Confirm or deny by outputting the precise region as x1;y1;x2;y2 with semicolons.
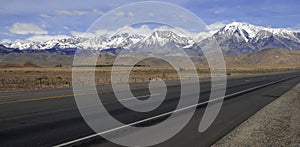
0;65;299;92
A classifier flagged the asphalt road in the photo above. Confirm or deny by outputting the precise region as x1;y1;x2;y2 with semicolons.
0;71;299;147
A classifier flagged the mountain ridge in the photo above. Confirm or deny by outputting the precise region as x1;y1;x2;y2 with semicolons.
1;22;300;55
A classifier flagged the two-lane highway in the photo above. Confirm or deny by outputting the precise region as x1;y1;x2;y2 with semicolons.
0;71;299;146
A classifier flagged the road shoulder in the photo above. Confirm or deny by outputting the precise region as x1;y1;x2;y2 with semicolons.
212;82;300;146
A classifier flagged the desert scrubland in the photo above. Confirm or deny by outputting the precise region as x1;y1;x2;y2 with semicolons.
0;64;299;92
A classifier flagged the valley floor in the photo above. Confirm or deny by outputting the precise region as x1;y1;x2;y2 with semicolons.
0;65;299;92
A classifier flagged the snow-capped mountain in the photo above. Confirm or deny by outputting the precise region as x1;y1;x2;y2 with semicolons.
206;22;300;55
134;31;194;48
77;33;145;50
4;38;80;50
1;22;300;55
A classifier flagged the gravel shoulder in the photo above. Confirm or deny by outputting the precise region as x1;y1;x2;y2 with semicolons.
212;82;300;147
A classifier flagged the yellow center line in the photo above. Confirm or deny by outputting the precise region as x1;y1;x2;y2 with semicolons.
0;89;73;98
0;83;178;98
0;84;179;105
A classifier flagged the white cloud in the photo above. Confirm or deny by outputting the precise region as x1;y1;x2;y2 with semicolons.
26;35;71;42
0;39;12;44
9;22;48;35
115;11;125;17
64;26;70;30
296;24;300;29
114;11;135;17
186;21;228;40
128;12;135;17
71;31;97;38
54;10;74;15
71;26;146;38
206;22;227;31
41;22;47;28
40;13;51;18
72;10;89;15
71;25;201;39
54;9;104;16
214;8;225;14
92;9;104;15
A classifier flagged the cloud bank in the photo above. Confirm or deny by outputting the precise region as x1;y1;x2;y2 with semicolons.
9;22;48;35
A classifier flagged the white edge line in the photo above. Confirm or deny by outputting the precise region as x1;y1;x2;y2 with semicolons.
54;76;292;147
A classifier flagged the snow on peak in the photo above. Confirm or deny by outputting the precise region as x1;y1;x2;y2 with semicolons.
222;22;263;38
141;30;193;47
220;22;299;42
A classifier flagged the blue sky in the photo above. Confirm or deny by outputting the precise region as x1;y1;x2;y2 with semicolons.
1;0;299;41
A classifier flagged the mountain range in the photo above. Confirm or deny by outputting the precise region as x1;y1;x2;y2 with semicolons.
1;22;300;56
